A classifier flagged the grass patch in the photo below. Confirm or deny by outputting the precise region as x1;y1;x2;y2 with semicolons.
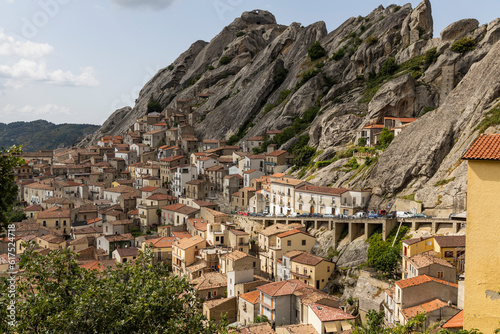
434;177;456;187
477;103;500;133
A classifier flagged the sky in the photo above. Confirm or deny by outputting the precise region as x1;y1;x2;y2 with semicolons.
1;0;500;126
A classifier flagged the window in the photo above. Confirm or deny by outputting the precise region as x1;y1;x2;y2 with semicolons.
437;271;444;279
302;240;306;246
253;261;256;268
63;220;66;226
287;240;291;246
299;204;302;210
444;251;454;258
213;291;217;297
327;266;330;272
55;220;59;227
216;236;220;242
43;221;46;227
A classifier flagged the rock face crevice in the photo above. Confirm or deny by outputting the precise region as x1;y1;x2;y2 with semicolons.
82;1;500;211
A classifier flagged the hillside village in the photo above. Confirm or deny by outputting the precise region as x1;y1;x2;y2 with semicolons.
1;97;480;333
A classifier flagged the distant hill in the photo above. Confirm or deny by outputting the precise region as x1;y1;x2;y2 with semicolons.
0;120;100;152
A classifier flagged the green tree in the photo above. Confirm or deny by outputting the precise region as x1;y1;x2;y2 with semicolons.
219;55;232;65
0;247;227;333
378;127;394;148
147;100;163;114
253;315;269;324
308;41;327;61
451;37;477;53
0;146;24;229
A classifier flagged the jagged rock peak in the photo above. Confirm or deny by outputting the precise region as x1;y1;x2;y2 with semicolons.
240;10;276;25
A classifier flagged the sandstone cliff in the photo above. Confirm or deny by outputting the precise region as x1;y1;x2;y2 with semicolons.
82;1;500;212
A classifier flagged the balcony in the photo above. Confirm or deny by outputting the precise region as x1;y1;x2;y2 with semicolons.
290;270;310;279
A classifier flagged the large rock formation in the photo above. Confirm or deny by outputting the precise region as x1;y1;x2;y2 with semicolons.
82;1;500;212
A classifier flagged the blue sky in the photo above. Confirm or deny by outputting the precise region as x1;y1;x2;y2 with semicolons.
1;0;499;125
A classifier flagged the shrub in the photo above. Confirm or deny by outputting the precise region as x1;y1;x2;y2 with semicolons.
366;35;378;45
206;65;214;71
477;103;500;133
147;100;162;114
424;47;440;68
378;127;394;148
219;55;232;65
295;68;321;91
167;64;174;71
235;31;245;37
308;41;327;61
379;57;398;76
357;138;367;147
394;5;402;12
331;47;346;61
273;66;289;86
344;157;359;171
451;36;476;53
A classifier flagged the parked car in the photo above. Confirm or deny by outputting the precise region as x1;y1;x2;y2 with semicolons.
396;211;413;218
276;213;286;217
336;213;348;218
323;214;334;218
311;213;323;218
256;213;264;217
265;213;274;217
386;211;397;218
299;213;310;217
354;211;367;219
368;211;378;219
413;213;431;218
289;212;299;217
377;209;387;217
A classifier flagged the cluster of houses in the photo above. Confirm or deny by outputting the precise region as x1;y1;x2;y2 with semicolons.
4;100;491;333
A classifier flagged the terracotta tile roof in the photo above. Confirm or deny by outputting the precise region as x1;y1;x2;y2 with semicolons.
402;236;432;246
290;252;325;266
78;204;99;213
24;204;43;212
185;259;207;273
271;177;305;186
103;233;134;242
463;134;500;160
206;208;228;218
174;235;205;250
248;136;263;141
140;186;159;192
105;185;138;194
266;130;282;134
277;229;311;239
395;274;458;289
297;184;347;196
25;182;53;190
309;302;356;322
176;206;199;215
162;203;185;211
283;250;306;259
363;124;385;129
257;279;308;297
172;231;192;239
385;287;395;299
235;322;275;334
106;219;134;226
114;247;139;258
270;173;286;178
79;260;105;271
267;150;288;157
229;229;248;236
259;223;298;237
191;272;227;290
188;218;207;231
433;235;465;248
69;237;90;245
401;299;450;319
409;253;455;269
144;237;176;248
277;324;318;334
442;310;463;329
240;290;260;304
38;234;66;244
186;179;204;185
226;250;251;261
146;193;172;201
73;226;102;235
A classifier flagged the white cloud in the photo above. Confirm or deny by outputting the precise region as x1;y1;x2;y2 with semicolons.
0;59;99;87
0;29;53;58
111;0;176;10
2;103;73;117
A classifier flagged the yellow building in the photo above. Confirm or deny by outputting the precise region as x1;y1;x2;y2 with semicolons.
288;251;334;290
36;234;67;250
172;235;206;277
401;235;465;278
462;134;500;332
142;237;176;264
36;209;72;235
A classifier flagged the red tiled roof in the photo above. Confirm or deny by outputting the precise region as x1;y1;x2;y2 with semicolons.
291;252;325;266
309;302;356;322
297;184;347;196
433;235;466;248
442;310;463;329
277;229;311;239
240;290;260;304
267;150;287;157
257;279;308;297
395;274;458;289
462;134;500;160
363;124;385;129
401;299;450;319
24;204;43;212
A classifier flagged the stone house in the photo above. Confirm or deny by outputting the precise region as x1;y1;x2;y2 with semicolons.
96;233;135;258
112;247;139;264
171;235;206;277
265;150;294;175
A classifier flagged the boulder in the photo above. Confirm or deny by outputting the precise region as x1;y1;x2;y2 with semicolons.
440;19;479;42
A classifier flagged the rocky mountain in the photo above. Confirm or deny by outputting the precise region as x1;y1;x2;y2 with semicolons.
81;0;500;212
1;120;99;152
